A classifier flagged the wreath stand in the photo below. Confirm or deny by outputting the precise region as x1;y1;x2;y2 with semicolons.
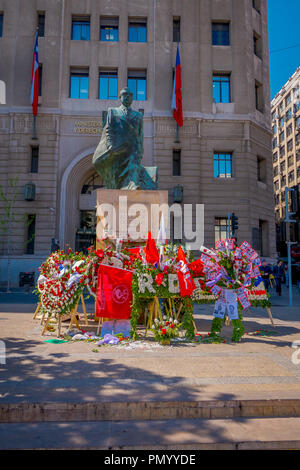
37;294;89;337
130;294;197;341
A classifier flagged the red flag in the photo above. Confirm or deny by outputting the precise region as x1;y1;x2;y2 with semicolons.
31;32;39;116
176;246;196;296
96;265;133;319
171;44;183;127
144;231;159;265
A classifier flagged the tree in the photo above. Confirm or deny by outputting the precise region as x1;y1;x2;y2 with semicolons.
0;176;32;292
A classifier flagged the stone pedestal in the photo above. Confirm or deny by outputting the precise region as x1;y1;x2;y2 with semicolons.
96;189;168;248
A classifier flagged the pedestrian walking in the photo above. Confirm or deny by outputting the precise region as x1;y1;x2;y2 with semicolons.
260;260;272;291
284;263;289;288
273;260;285;296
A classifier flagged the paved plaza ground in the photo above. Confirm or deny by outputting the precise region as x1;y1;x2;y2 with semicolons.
0;285;300;449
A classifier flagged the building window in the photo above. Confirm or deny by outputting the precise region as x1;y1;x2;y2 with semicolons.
128;18;147;42
279;101;284;113
288;155;294;167
272;125;277;134
212;22;230;46
215;217;228;243
273;152;278;162
38;64;43;97
99;70;118;100
280;145;285;157
279;117;284;128
100;16;119;41
285;93;291;106
281;176;286;186
30;147;39;173
273;165;278;177
0;13;3;37
255;81;263;112
172;149;181;176
288;171;294;183
294;102;300;113
286;108;292;121
72;17;90;40
287;123;293;137
296;117;300;128
173;17;180;42
279;131;285;143
26;215;36;255
70;69;89;99
274;180;279;191
128;69;147;100
280;161;285;172
287;139;293;152
37;13;45;37
253;32;262;58
213;152;232;178
213;74;230;103
272;138;278;149
257;156;266;183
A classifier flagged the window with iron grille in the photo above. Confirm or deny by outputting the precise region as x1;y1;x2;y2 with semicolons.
30;147;39;174
172;149;181;176
173;17;180;42
38;13;45;37
26;215;36;254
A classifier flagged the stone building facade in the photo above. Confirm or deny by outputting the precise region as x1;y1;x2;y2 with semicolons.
271;67;300;222
0;0;276;286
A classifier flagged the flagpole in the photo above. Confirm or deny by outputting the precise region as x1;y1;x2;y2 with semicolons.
32;115;37;140
32;27;39;140
175;124;180;143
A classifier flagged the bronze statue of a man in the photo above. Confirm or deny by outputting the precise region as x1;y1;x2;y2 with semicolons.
92;87;157;190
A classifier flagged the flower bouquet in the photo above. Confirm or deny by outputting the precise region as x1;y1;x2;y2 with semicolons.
151;316;182;345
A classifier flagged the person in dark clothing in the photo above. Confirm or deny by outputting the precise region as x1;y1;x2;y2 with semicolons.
260;260;272;291
273;260;285;296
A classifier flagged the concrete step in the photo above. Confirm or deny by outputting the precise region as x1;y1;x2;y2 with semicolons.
2;398;300;423
1;417;300;450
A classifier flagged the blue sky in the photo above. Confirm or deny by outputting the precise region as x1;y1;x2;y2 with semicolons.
268;0;300;99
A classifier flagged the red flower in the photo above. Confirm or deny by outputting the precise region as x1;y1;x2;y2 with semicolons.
165;321;169;326
170;324;174;329
162;328;167;335
155;273;164;286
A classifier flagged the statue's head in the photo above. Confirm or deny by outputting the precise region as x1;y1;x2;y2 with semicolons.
119;87;133;108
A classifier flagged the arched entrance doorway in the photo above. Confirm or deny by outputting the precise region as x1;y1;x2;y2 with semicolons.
59;149;104;251
76;172;104;252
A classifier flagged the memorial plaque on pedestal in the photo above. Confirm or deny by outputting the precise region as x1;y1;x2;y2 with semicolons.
96;189;168;248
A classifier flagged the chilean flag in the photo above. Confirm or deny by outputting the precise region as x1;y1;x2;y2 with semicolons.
30;32;39;116
171;44;183;127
